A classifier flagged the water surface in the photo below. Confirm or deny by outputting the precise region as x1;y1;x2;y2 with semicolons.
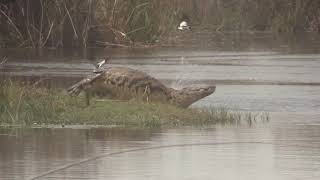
0;32;320;179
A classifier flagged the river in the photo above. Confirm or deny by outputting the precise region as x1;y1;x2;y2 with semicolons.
0;32;320;179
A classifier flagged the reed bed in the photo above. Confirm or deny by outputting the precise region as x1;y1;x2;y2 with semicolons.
0;0;319;48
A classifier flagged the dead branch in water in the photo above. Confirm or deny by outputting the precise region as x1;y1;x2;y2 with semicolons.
26;1;35;47
42;22;54;47
82;0;93;48
95;41;158;48
0;9;23;40
111;0;118;26
95;41;130;48
64;1;78;39
109;27;133;44
39;0;44;46
0;57;8;65
125;2;149;25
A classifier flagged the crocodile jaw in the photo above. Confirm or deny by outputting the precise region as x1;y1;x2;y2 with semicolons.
172;85;216;108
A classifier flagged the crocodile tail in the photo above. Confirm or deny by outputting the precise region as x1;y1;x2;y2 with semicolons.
67;74;101;96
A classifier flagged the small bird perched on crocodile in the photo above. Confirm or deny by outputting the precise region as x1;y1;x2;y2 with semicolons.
67;66;216;108
93;57;110;74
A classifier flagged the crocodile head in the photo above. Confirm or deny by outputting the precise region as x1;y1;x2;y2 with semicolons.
171;85;216;108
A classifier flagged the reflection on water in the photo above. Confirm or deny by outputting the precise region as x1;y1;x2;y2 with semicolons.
1;121;320;180
1;32;320;179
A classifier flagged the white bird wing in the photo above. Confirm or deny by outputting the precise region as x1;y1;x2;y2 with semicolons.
180;21;188;27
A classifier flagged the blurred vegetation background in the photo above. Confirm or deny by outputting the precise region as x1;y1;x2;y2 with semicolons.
0;0;319;48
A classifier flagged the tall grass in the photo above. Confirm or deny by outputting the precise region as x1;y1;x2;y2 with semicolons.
0;79;77;125
0;0;319;48
0;81;269;128
0;0;95;48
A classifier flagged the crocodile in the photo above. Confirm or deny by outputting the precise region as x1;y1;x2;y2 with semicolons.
67;67;215;108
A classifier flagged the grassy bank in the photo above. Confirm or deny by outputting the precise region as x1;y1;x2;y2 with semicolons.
0;0;319;48
0;80;269;128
